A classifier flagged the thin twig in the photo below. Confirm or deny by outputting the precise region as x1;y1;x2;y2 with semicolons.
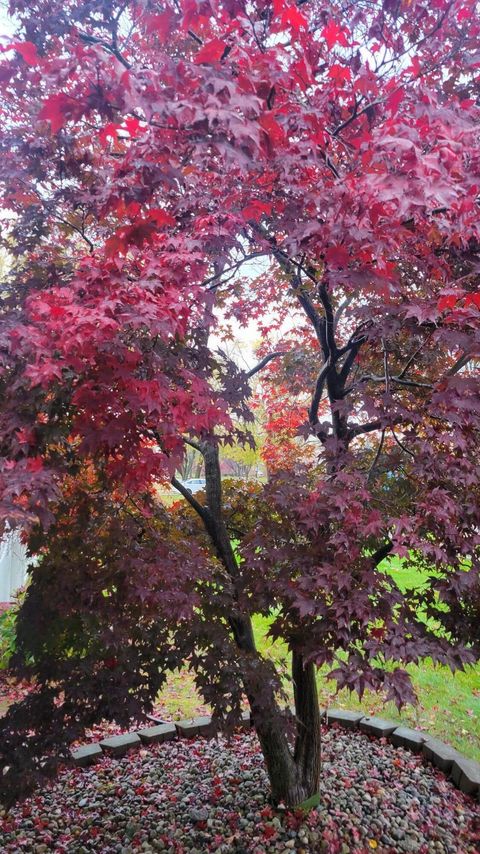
54;215;95;253
367;428;385;483
391;428;415;459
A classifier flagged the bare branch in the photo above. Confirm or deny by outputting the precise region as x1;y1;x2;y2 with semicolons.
204;252;267;290
246;352;285;379
187;29;203;45
391;428;415;459
171;476;210;521
309;361;331;425
318;282;337;357
367;428;385;483
345;373;433;394
397;335;432;379
349;419;383;439
247;222;330;352
387;376;433;390
334;295;354;329
78;32;131;69
383;339;390;395
338;338;364;385
54;215;94;253
445;353;476;377
337;320;372;357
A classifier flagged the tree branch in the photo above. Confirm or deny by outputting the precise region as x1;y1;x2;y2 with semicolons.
246;352;285;379
171;476;210;521
54;215;94;253
371;541;393;567
331;4;454;138
367;428;385;483
445;353;476;377
338;338;364;385
397;336;432;379
334;295;354;329
345;373;433;394
203;252;267;291
78;32;131;69
349;419;383;439
318;282;337;357
309;361;331;425
391;427;415;459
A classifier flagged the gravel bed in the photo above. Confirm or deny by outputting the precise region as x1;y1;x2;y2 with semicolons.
1;726;479;853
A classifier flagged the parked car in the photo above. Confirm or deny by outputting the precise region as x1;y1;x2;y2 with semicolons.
177;478;206;494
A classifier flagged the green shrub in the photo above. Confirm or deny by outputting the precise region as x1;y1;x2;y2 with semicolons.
0;591;25;669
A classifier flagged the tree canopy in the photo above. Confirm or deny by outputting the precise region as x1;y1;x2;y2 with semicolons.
0;0;479;806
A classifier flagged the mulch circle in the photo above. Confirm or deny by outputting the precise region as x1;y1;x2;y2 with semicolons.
1;725;479;854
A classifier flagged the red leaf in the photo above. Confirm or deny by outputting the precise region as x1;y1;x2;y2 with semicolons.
263;824;277;839
259;112;286;146
241;200;272;222
438;294;458;311
328;64;352;85
325;244;350;268
124;117;142;138
321;20;350;49
194;39;228;65
145;9;175;42
12;41;39;66
99;118;142;145
38;93;71;133
273;0;287;16
291;56;314;90
464;292;480;308
99;122;119;145
280;6;308;33
148;208;176;227
26;457;43;473
386;87;405;115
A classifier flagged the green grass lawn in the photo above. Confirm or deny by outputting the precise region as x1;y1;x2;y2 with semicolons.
156;557;480;760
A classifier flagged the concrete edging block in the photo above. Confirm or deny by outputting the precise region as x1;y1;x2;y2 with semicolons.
389;726;426;753
450;756;480;796
99;732;141;756
325;709;364;729
137;723;177;744
71;743;103;767
359;717;399;738
175;715;216;739
422;736;460;773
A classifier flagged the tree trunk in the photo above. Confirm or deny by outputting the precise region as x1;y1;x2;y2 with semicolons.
242;668;299;804
181;440;321;806
292;651;322;800
245;652;321;806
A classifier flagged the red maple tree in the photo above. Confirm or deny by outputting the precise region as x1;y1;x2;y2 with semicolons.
0;0;480;806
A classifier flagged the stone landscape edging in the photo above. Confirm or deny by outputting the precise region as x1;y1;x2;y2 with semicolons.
70;708;480;801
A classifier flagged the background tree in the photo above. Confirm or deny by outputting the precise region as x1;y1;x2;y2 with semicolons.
177;444;205;481
1;0;480;807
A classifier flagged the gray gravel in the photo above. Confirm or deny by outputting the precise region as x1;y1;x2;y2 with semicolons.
1;726;479;852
